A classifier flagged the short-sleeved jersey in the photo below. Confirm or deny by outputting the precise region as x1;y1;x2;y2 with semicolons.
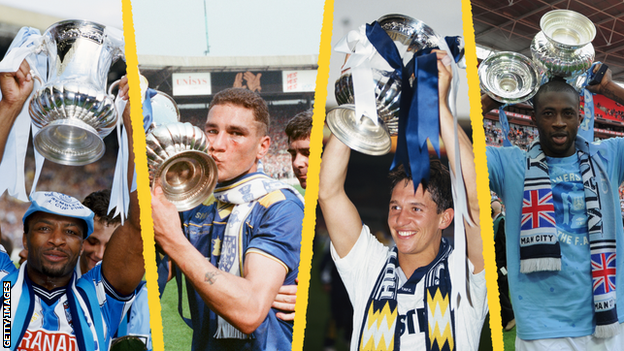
177;173;304;351
76;264;152;351
0;250;135;351
332;225;488;351
123;284;151;350
487;137;624;340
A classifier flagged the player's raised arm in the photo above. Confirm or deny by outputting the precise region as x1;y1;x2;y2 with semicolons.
102;76;145;296
0;59;33;162
436;50;484;273
318;134;363;258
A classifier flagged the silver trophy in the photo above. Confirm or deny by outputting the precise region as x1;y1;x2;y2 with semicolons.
329;68;401;155
327;14;441;155
28;20;124;166
145;91;217;212
531;10;596;80
479;51;542;104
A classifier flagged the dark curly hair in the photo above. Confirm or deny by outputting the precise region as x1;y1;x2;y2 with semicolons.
285;109;313;142
208;88;270;136
388;160;453;214
82;189;121;226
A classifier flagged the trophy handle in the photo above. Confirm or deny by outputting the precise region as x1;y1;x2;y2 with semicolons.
108;79;121;97
111;51;125;64
29;70;43;86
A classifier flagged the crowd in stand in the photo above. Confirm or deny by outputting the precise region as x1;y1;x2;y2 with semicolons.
484;119;538;150
597;102;624;122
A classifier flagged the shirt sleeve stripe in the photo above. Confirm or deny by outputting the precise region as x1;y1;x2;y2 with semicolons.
245;249;289;273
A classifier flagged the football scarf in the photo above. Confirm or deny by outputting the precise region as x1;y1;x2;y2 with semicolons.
356;239;455;350
522;139;618;337
211;173;304;339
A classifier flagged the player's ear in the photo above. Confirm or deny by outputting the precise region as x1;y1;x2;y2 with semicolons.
256;135;270;159
438;208;454;230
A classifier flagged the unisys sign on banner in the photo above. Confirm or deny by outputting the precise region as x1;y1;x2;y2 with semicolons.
172;73;212;96
171;70;317;96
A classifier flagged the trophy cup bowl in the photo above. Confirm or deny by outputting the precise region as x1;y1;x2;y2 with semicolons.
146;122;218;212
531;31;595;79
28;19;124;166
540;10;596;51
479;51;541;104
328;68;401;155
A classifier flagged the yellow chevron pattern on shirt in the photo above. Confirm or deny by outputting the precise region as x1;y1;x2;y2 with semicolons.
427;288;454;350
359;302;397;351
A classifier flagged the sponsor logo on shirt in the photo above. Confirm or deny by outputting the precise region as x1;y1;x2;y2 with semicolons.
17;330;78;351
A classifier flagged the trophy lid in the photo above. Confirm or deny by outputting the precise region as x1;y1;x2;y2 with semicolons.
540;10;595;50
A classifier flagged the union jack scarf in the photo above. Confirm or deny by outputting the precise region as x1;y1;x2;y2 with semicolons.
356;239;455;350
522;140;618;337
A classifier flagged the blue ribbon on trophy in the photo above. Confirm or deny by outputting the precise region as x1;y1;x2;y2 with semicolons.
142;88;158;131
575;61;605;142
497;104;513;147
365;21;463;188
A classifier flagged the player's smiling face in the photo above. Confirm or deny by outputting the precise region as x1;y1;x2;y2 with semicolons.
80;217;118;274
24;212;84;287
387;180;453;266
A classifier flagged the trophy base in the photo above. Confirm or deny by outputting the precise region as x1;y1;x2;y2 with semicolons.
326;105;392;156
154;150;218;212
33;119;105;166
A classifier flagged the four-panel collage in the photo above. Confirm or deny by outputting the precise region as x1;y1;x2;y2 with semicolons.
0;0;622;350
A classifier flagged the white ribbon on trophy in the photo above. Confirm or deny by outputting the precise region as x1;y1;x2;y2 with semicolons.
334;24;397;126
0;27;46;202
108;96;130;224
105;25;131;224
438;34;471;307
